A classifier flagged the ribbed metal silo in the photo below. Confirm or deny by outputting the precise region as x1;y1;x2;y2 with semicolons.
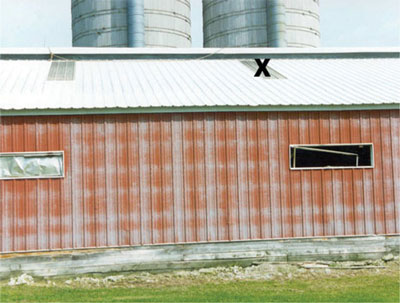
285;0;320;47
203;0;268;48
72;0;128;47
203;0;320;48
71;0;191;48
144;0;191;47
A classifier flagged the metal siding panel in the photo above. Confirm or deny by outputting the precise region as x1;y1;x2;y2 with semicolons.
247;113;261;239
390;110;400;233
288;113;303;237
308;113;324;236
349;112;366;235
127;116;142;245
360;111;376;234
138;116;152;244
161;115;175;243
278;112;293;238
12;119;26;251
60;117;73;249
268;112;283;238
225;114;240;240
71;117;84;248
47;116;62;249
257;113;272;239
1;110;398;254
245;113;261;239
171;114;185;243
299;113;313;236
150;115;164;244
183;115;197;242
340;112;356;235
105;116;120;245
215;114;228;240
116;116;131;245
37;121;50;250
380;111;396;234
204;113;218;241
236;113;250;240
370;112;386;234
330;112;345;235
93;116;107;247
82;116;96;248
319;112;335;236
193;113;208;242
24;118;39;250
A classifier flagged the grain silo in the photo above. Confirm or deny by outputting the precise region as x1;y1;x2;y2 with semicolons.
71;0;191;47
203;0;320;48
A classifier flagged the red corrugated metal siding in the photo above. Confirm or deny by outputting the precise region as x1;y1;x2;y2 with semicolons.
1;110;399;253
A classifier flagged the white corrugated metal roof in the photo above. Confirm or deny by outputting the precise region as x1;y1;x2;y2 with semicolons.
0;48;399;114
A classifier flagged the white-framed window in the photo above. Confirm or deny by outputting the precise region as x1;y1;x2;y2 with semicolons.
0;151;64;180
290;143;374;170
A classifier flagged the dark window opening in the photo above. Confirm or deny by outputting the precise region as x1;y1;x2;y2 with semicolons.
290;144;373;169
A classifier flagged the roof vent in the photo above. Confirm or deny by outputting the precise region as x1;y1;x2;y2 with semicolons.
240;60;286;79
47;61;75;81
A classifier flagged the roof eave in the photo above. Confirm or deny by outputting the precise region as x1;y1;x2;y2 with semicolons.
1;104;399;117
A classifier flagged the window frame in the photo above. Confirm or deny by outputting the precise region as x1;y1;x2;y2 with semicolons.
0;151;65;180
289;143;374;170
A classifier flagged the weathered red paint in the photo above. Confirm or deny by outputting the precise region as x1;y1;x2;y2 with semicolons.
1;110;399;253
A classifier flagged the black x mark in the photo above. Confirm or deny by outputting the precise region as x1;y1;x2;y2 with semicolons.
254;59;271;77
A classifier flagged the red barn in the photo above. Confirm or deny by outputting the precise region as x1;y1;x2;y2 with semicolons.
0;48;399;276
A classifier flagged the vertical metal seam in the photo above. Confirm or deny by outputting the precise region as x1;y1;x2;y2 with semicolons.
287;113;294;237
181;115;187;242
378;112;387;234
192;115;198;241
202;115;208;241
277;113;283;237
268;112;274;238
11;124;15;251
125;118;132;245
159;116;165;243
23;121;27;251
104;118;108;246
92;116;97;247
307;114;315;237
369;112;377;234
149;116;153;244
317;112;325;236
234;113;241;239
349;113;356;235
58;120;63;248
80;118;85;247
388;111;397;233
213;113;219;240
298;113;304;237
223;115;230;240
359;112;367;234
137;118;142;245
328;113;335;235
115;118;121;245
255;113;262;239
339;113;346;235
245;114;251;239
170;117;176;243
68;119;73;248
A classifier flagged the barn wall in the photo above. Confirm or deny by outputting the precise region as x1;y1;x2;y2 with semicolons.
1;110;399;253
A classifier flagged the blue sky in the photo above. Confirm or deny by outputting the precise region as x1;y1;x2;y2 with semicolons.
0;0;399;48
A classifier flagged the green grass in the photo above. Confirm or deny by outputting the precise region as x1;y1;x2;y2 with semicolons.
1;274;398;302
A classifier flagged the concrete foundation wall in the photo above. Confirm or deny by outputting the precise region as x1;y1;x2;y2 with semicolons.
1;235;398;279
